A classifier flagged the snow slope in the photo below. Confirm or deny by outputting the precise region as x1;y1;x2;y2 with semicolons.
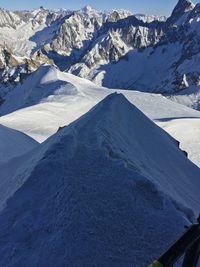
0;93;199;267
1;65;200;168
0;124;38;164
158;118;200;168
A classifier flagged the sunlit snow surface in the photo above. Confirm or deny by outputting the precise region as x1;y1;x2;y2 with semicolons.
1;65;200;168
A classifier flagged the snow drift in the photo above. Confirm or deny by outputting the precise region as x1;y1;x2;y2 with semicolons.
0;93;199;267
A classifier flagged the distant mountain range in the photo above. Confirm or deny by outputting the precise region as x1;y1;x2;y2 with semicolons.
0;0;200;110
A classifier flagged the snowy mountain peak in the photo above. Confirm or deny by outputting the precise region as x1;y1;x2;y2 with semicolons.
167;0;195;25
107;9;133;21
82;5;93;12
175;0;195;12
55;93;145;134
46;93;200;216
106;10;132;22
71;93;131;124
0;8;22;28
190;2;200;15
80;5;98;16
32;6;46;14
176;0;195;10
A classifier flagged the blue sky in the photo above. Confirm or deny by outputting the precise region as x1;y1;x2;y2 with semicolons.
0;0;199;16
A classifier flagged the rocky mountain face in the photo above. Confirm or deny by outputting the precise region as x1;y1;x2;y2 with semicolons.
0;6;132;81
1;0;200;109
69;0;200;92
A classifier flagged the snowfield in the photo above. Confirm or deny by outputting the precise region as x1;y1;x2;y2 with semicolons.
0;93;199;267
158;118;200;167
1;65;200;168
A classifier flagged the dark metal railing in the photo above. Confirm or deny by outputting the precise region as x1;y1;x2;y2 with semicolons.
149;216;200;267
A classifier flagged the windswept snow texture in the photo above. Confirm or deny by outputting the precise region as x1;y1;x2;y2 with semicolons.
1;65;200;168
0;94;200;267
0;124;38;164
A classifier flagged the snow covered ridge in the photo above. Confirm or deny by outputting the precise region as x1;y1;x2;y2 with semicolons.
0;65;80;115
0;93;200;266
1;64;200;168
